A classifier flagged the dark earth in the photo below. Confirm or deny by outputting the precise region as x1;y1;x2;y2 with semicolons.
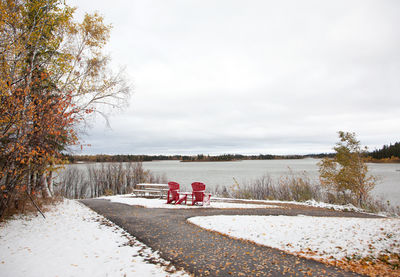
81;198;380;276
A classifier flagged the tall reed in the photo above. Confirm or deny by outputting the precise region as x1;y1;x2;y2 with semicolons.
219;171;323;202
213;171;399;215
55;162;167;199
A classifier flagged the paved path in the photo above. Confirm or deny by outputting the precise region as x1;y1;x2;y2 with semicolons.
81;199;377;276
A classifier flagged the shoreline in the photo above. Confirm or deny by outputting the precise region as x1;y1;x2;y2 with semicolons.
68;158;400;164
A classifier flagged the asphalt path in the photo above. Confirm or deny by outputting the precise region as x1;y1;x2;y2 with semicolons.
81;199;378;276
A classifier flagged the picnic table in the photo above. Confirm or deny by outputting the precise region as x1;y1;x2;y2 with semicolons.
131;183;169;199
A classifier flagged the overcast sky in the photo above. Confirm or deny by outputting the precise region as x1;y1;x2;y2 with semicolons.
68;0;400;155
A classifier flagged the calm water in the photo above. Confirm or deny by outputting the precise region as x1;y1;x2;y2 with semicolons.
140;159;400;206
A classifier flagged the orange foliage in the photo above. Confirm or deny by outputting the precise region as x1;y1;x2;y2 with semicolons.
1;0;130;218
0;71;78;218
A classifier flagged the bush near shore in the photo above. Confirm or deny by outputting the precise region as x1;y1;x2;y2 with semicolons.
5;163;398;218
365;156;400;163
56;162;167;199
56;160;399;215
213;172;399;216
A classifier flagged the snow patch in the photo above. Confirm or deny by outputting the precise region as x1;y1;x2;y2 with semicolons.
304;199;363;212
0;199;188;277
188;215;400;261
213;197;373;213
100;195;280;209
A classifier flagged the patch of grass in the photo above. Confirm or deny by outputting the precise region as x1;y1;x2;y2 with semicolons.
1;193;63;221
213;171;400;216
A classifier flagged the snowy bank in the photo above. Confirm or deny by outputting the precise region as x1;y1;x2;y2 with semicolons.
188;215;400;262
212;197;366;213
100;195;280;209
0;199;188;277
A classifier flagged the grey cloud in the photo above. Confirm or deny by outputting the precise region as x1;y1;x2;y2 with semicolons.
68;0;400;155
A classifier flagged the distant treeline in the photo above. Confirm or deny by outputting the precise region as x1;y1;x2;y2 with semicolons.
64;153;335;163
181;154;303;162
64;146;400;163
370;142;400;160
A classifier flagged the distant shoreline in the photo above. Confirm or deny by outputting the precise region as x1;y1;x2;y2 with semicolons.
365;157;400;164
64;153;400;164
180;159;243;163
67;157;400;164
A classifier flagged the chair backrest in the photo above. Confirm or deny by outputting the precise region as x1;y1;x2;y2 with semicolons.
191;182;205;191
168;181;180;201
191;182;206;201
168;181;180;191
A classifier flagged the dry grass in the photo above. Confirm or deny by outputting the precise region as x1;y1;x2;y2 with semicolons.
323;255;399;277
55;162;167;199
213;172;324;203
213;171;400;216
293;248;399;276
1;193;63;221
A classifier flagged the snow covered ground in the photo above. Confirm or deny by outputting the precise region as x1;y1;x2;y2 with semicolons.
2;196;398;277
188;215;400;262
100;194;383;214
100;195;280;209
0;199;188;277
212;197;366;213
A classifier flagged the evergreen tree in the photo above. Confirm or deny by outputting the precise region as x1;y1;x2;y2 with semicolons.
371;142;400;159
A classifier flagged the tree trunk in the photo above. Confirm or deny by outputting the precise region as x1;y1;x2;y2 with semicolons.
40;173;51;198
46;171;54;197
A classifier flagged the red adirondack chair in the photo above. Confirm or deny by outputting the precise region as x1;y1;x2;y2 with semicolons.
166;181;187;204
191;182;211;206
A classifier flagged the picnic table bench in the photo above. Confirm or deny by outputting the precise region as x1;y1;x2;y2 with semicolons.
131;183;169;198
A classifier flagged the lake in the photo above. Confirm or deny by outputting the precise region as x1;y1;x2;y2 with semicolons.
140;159;400;207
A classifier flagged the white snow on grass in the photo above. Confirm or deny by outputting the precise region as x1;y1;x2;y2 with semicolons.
102;194;381;214
303;200;364;212
0;199;188;277
100;195;280;209
212;197;365;213
188;215;400;261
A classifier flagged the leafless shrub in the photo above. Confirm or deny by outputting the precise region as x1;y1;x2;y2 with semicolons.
56;167;86;199
361;196;400;216
210;185;231;198
217;170;399;215
226;171;322;202
278;171;323;202
55;162;167;199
